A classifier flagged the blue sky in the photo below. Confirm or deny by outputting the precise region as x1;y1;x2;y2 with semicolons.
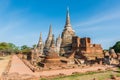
0;0;120;49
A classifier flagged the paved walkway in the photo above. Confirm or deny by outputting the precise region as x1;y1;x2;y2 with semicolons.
9;55;33;75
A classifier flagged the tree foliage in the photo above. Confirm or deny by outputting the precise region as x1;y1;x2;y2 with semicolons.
21;45;31;54
0;42;20;54
0;42;32;54
32;44;37;48
112;41;120;53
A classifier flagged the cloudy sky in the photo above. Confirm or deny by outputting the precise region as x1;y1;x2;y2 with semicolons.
0;0;120;49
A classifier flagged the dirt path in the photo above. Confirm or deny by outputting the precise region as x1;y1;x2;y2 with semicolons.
0;56;11;77
9;55;34;75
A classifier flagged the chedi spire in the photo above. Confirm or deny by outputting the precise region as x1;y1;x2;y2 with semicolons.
48;24;52;38
56;34;62;53
44;24;53;50
50;34;56;48
37;33;42;46
64;7;73;31
37;32;44;54
60;7;75;55
65;7;71;27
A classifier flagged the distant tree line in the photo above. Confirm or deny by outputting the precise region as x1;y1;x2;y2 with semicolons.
0;42;19;54
0;42;36;55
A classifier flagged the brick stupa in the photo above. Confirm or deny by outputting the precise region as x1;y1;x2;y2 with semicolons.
42;35;65;69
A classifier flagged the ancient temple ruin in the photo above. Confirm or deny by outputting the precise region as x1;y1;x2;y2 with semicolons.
30;7;105;69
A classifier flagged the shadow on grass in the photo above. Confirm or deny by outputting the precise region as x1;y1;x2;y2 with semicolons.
114;70;120;73
115;67;120;72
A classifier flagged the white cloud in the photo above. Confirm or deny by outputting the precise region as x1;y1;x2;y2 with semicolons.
74;7;120;49
77;8;120;27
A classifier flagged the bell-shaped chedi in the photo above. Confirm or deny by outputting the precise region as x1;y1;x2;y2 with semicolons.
37;33;44;55
41;35;62;68
46;34;59;59
50;35;56;48
44;25;53;52
45;50;60;63
60;7;75;55
56;34;62;54
42;50;63;69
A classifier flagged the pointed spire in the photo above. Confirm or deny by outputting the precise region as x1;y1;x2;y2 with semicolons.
50;34;55;47
56;34;61;42
58;34;61;39
37;32;43;47
56;34;62;53
65;6;71;27
48;24;52;37
39;32;42;42
44;24;53;50
36;32;44;55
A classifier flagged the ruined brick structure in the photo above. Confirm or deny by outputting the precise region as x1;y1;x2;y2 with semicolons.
71;36;103;61
80;37;103;54
72;36;103;54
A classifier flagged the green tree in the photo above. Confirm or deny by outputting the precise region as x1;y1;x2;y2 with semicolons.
0;42;20;54
32;44;37;48
21;45;31;54
0;42;9;50
8;43;19;53
21;45;29;50
112;41;120;53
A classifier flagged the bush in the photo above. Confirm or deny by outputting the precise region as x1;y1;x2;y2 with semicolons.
112;41;120;53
